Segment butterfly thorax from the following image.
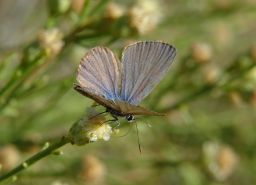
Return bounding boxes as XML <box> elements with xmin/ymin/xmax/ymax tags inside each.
<box><xmin>106</xmin><ymin>107</ymin><xmax>126</xmax><ymax>117</ymax></box>
<box><xmin>106</xmin><ymin>107</ymin><xmax>135</xmax><ymax>122</ymax></box>
<box><xmin>106</xmin><ymin>101</ymin><xmax>135</xmax><ymax>121</ymax></box>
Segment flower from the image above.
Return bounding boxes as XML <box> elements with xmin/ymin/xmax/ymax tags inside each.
<box><xmin>201</xmin><ymin>64</ymin><xmax>220</xmax><ymax>84</ymax></box>
<box><xmin>129</xmin><ymin>0</ymin><xmax>163</xmax><ymax>35</ymax></box>
<box><xmin>69</xmin><ymin>108</ymin><xmax>114</xmax><ymax>145</ymax></box>
<box><xmin>0</xmin><ymin>145</ymin><xmax>20</xmax><ymax>172</ymax></box>
<box><xmin>51</xmin><ymin>180</ymin><xmax>69</xmax><ymax>185</ymax></box>
<box><xmin>71</xmin><ymin>0</ymin><xmax>84</xmax><ymax>13</ymax></box>
<box><xmin>191</xmin><ymin>43</ymin><xmax>212</xmax><ymax>64</ymax></box>
<box><xmin>203</xmin><ymin>141</ymin><xmax>238</xmax><ymax>181</ymax></box>
<box><xmin>38</xmin><ymin>28</ymin><xmax>64</xmax><ymax>56</ymax></box>
<box><xmin>79</xmin><ymin>155</ymin><xmax>106</xmax><ymax>184</ymax></box>
<box><xmin>105</xmin><ymin>2</ymin><xmax>125</xmax><ymax>20</ymax></box>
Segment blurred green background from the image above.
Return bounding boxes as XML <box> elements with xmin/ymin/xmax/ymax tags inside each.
<box><xmin>0</xmin><ymin>0</ymin><xmax>256</xmax><ymax>184</ymax></box>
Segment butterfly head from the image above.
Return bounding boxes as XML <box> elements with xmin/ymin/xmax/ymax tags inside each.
<box><xmin>125</xmin><ymin>114</ymin><xmax>135</xmax><ymax>122</ymax></box>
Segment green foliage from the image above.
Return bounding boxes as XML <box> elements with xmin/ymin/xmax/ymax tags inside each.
<box><xmin>0</xmin><ymin>0</ymin><xmax>256</xmax><ymax>184</ymax></box>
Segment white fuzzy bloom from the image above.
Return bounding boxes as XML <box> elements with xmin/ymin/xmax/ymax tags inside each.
<box><xmin>105</xmin><ymin>2</ymin><xmax>125</xmax><ymax>19</ymax></box>
<box><xmin>69</xmin><ymin>108</ymin><xmax>114</xmax><ymax>145</ymax></box>
<box><xmin>87</xmin><ymin>124</ymin><xmax>112</xmax><ymax>142</ymax></box>
<box><xmin>129</xmin><ymin>0</ymin><xmax>163</xmax><ymax>35</ymax></box>
<box><xmin>203</xmin><ymin>141</ymin><xmax>238</xmax><ymax>181</ymax></box>
<box><xmin>38</xmin><ymin>28</ymin><xmax>64</xmax><ymax>56</ymax></box>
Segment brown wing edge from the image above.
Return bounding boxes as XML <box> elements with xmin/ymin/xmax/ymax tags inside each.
<box><xmin>74</xmin><ymin>84</ymin><xmax>119</xmax><ymax>111</ymax></box>
<box><xmin>128</xmin><ymin>106</ymin><xmax>166</xmax><ymax>116</ymax></box>
<box><xmin>116</xmin><ymin>101</ymin><xmax>165</xmax><ymax>116</ymax></box>
<box><xmin>74</xmin><ymin>84</ymin><xmax>165</xmax><ymax>117</ymax></box>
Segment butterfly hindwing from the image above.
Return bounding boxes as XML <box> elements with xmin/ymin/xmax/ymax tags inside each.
<box><xmin>120</xmin><ymin>41</ymin><xmax>176</xmax><ymax>105</ymax></box>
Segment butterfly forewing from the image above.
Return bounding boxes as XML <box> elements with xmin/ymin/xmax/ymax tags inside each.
<box><xmin>120</xmin><ymin>41</ymin><xmax>176</xmax><ymax>105</ymax></box>
<box><xmin>77</xmin><ymin>47</ymin><xmax>121</xmax><ymax>101</ymax></box>
<box><xmin>74</xmin><ymin>84</ymin><xmax>120</xmax><ymax>111</ymax></box>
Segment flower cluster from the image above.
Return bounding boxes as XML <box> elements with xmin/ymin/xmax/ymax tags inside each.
<box><xmin>69</xmin><ymin>108</ymin><xmax>114</xmax><ymax>145</ymax></box>
<box><xmin>38</xmin><ymin>28</ymin><xmax>64</xmax><ymax>56</ymax></box>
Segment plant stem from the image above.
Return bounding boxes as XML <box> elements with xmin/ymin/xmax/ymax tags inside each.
<box><xmin>160</xmin><ymin>84</ymin><xmax>215</xmax><ymax>112</ymax></box>
<box><xmin>161</xmin><ymin>61</ymin><xmax>255</xmax><ymax>112</ymax></box>
<box><xmin>0</xmin><ymin>136</ymin><xmax>70</xmax><ymax>182</ymax></box>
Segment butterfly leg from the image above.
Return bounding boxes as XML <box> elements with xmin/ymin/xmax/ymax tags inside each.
<box><xmin>88</xmin><ymin>111</ymin><xmax>107</xmax><ymax>120</ymax></box>
<box><xmin>112</xmin><ymin>114</ymin><xmax>121</xmax><ymax>127</ymax></box>
<box><xmin>113</xmin><ymin>120</ymin><xmax>121</xmax><ymax>128</ymax></box>
<box><xmin>103</xmin><ymin>114</ymin><xmax>119</xmax><ymax>124</ymax></box>
<box><xmin>91</xmin><ymin>101</ymin><xmax>100</xmax><ymax>107</ymax></box>
<box><xmin>107</xmin><ymin>115</ymin><xmax>121</xmax><ymax>128</ymax></box>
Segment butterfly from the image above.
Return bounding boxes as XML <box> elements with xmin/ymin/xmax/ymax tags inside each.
<box><xmin>74</xmin><ymin>41</ymin><xmax>176</xmax><ymax>122</ymax></box>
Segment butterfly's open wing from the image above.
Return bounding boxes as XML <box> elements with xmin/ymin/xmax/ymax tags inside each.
<box><xmin>120</xmin><ymin>41</ymin><xmax>176</xmax><ymax>105</ymax></box>
<box><xmin>76</xmin><ymin>47</ymin><xmax>121</xmax><ymax>101</ymax></box>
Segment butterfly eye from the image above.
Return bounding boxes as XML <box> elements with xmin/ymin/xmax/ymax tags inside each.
<box><xmin>126</xmin><ymin>115</ymin><xmax>135</xmax><ymax>122</ymax></box>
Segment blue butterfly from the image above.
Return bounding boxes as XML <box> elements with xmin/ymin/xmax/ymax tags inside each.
<box><xmin>75</xmin><ymin>41</ymin><xmax>176</xmax><ymax>122</ymax></box>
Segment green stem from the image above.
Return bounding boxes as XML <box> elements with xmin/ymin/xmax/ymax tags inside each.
<box><xmin>160</xmin><ymin>84</ymin><xmax>215</xmax><ymax>112</ymax></box>
<box><xmin>0</xmin><ymin>136</ymin><xmax>70</xmax><ymax>182</ymax></box>
<box><xmin>0</xmin><ymin>52</ymin><xmax>45</xmax><ymax>112</ymax></box>
<box><xmin>161</xmin><ymin>61</ymin><xmax>255</xmax><ymax>112</ymax></box>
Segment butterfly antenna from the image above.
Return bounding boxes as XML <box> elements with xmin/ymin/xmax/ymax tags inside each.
<box><xmin>114</xmin><ymin>120</ymin><xmax>121</xmax><ymax>128</ymax></box>
<box><xmin>135</xmin><ymin>122</ymin><xmax>142</xmax><ymax>154</ymax></box>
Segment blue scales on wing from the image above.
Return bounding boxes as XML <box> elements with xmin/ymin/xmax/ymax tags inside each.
<box><xmin>120</xmin><ymin>41</ymin><xmax>176</xmax><ymax>105</ymax></box>
<box><xmin>76</xmin><ymin>47</ymin><xmax>121</xmax><ymax>101</ymax></box>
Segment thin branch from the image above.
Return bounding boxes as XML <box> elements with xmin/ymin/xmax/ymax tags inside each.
<box><xmin>0</xmin><ymin>135</ymin><xmax>71</xmax><ymax>182</ymax></box>
<box><xmin>161</xmin><ymin>60</ymin><xmax>255</xmax><ymax>112</ymax></box>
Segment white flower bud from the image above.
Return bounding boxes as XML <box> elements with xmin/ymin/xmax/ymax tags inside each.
<box><xmin>105</xmin><ymin>2</ymin><xmax>125</xmax><ymax>20</ymax></box>
<box><xmin>38</xmin><ymin>28</ymin><xmax>64</xmax><ymax>56</ymax></box>
<box><xmin>129</xmin><ymin>0</ymin><xmax>163</xmax><ymax>35</ymax></box>
<box><xmin>69</xmin><ymin>108</ymin><xmax>113</xmax><ymax>145</ymax></box>
<box><xmin>191</xmin><ymin>43</ymin><xmax>212</xmax><ymax>64</ymax></box>
<box><xmin>203</xmin><ymin>141</ymin><xmax>238</xmax><ymax>181</ymax></box>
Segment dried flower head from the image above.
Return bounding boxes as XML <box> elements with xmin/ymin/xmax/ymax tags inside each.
<box><xmin>71</xmin><ymin>0</ymin><xmax>85</xmax><ymax>13</ymax></box>
<box><xmin>51</xmin><ymin>180</ymin><xmax>69</xmax><ymax>185</ymax></box>
<box><xmin>38</xmin><ymin>28</ymin><xmax>64</xmax><ymax>56</ymax></box>
<box><xmin>105</xmin><ymin>2</ymin><xmax>125</xmax><ymax>20</ymax></box>
<box><xmin>0</xmin><ymin>145</ymin><xmax>20</xmax><ymax>172</ymax></box>
<box><xmin>212</xmin><ymin>22</ymin><xmax>232</xmax><ymax>48</ymax></box>
<box><xmin>129</xmin><ymin>0</ymin><xmax>163</xmax><ymax>35</ymax></box>
<box><xmin>69</xmin><ymin>108</ymin><xmax>114</xmax><ymax>145</ymax></box>
<box><xmin>201</xmin><ymin>65</ymin><xmax>220</xmax><ymax>84</ymax></box>
<box><xmin>203</xmin><ymin>141</ymin><xmax>238</xmax><ymax>181</ymax></box>
<box><xmin>79</xmin><ymin>155</ymin><xmax>106</xmax><ymax>184</ymax></box>
<box><xmin>191</xmin><ymin>43</ymin><xmax>212</xmax><ymax>64</ymax></box>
